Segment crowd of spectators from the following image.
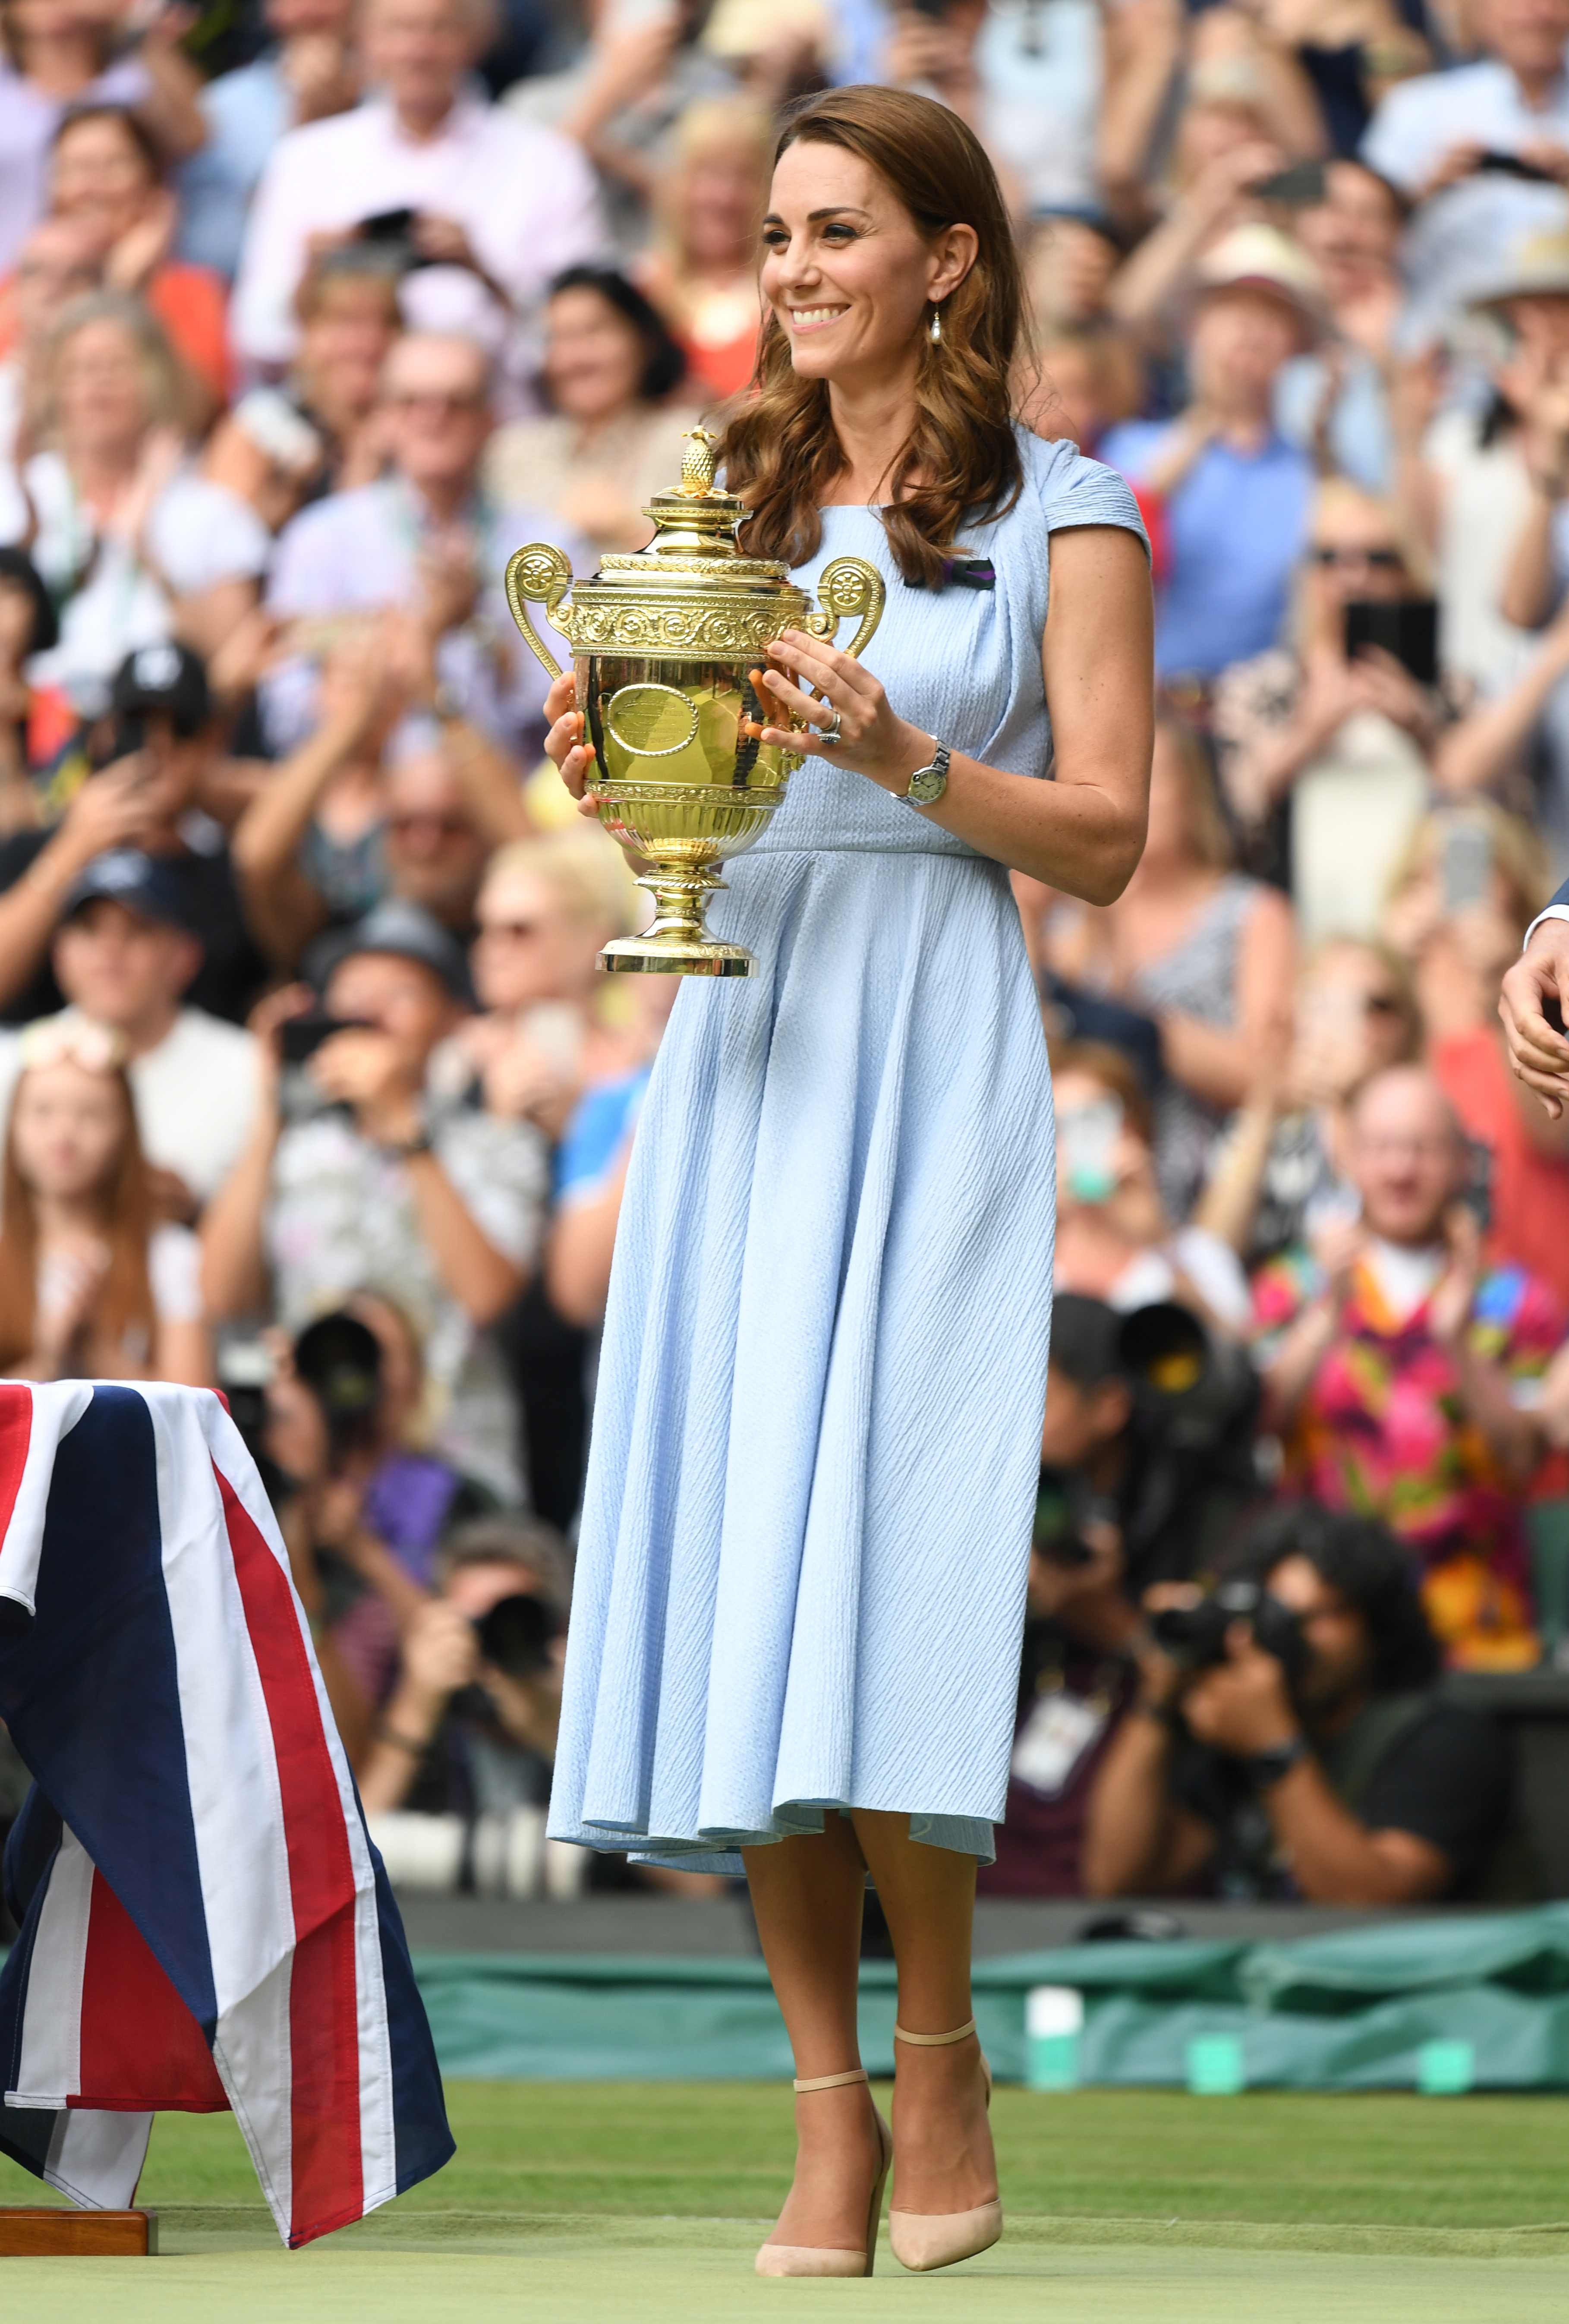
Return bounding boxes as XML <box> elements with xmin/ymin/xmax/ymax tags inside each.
<box><xmin>3</xmin><ymin>0</ymin><xmax>1569</xmax><ymax>1914</ymax></box>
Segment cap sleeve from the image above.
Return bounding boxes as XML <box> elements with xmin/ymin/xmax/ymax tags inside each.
<box><xmin>1023</xmin><ymin>432</ymin><xmax>1150</xmax><ymax>558</ymax></box>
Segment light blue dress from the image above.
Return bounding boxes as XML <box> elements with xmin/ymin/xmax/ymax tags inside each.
<box><xmin>547</xmin><ymin>430</ymin><xmax>1147</xmax><ymax>1872</ymax></box>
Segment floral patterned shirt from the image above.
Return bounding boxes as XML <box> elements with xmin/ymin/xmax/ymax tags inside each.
<box><xmin>1251</xmin><ymin>1246</ymin><xmax>1563</xmax><ymax>1665</ymax></box>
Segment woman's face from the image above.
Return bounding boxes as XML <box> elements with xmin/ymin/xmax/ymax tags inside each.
<box><xmin>54</xmin><ymin>316</ymin><xmax>150</xmax><ymax>452</ymax></box>
<box><xmin>1292</xmin><ymin>943</ymin><xmax>1409</xmax><ymax>1103</ymax></box>
<box><xmin>298</xmin><ymin>284</ymin><xmax>400</xmax><ymax>420</ymax></box>
<box><xmin>50</xmin><ymin>117</ymin><xmax>154</xmax><ymax>244</ymax></box>
<box><xmin>678</xmin><ymin>139</ymin><xmax>768</xmax><ymax>271</ymax></box>
<box><xmin>11</xmin><ymin>1059</ymin><xmax>126</xmax><ymax>1203</ymax></box>
<box><xmin>1307</xmin><ymin>498</ymin><xmax>1407</xmax><ymax>609</ymax></box>
<box><xmin>761</xmin><ymin>142</ymin><xmax>972</xmax><ymax>391</ymax></box>
<box><xmin>473</xmin><ymin>868</ymin><xmax>605</xmax><ymax>1010</ymax></box>
<box><xmin>542</xmin><ymin>287</ymin><xmax>646</xmax><ymax>425</ymax></box>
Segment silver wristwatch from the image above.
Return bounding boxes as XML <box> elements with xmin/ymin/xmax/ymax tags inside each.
<box><xmin>898</xmin><ymin>739</ymin><xmax>951</xmax><ymax>808</ymax></box>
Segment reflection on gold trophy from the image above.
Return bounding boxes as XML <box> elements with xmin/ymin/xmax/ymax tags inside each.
<box><xmin>504</xmin><ymin>429</ymin><xmax>885</xmax><ymax>976</ymax></box>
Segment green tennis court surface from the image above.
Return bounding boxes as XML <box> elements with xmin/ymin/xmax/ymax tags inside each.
<box><xmin>4</xmin><ymin>2084</ymin><xmax>1569</xmax><ymax>2319</ymax></box>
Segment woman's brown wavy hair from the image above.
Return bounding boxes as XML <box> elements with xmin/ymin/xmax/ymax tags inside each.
<box><xmin>718</xmin><ymin>86</ymin><xmax>1026</xmax><ymax>588</ymax></box>
<box><xmin>0</xmin><ymin>1063</ymin><xmax>154</xmax><ymax>1373</ymax></box>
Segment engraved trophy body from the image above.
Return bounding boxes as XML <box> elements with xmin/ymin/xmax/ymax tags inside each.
<box><xmin>504</xmin><ymin>429</ymin><xmax>884</xmax><ymax>976</ymax></box>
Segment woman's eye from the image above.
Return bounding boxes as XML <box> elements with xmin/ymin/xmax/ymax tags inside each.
<box><xmin>761</xmin><ymin>228</ymin><xmax>788</xmax><ymax>249</ymax></box>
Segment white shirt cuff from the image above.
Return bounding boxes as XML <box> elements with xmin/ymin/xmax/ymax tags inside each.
<box><xmin>1524</xmin><ymin>904</ymin><xmax>1569</xmax><ymax>949</ymax></box>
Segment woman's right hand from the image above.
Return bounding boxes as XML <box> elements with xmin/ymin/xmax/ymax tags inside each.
<box><xmin>543</xmin><ymin>671</ymin><xmax>602</xmax><ymax>815</ymax></box>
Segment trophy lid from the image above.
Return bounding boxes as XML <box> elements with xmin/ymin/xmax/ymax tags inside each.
<box><xmin>627</xmin><ymin>427</ymin><xmax>781</xmax><ymax>570</ymax></box>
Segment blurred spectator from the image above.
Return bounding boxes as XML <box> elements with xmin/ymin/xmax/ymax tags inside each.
<box><xmin>523</xmin><ymin>0</ymin><xmax>737</xmax><ymax>250</ymax></box>
<box><xmin>485</xmin><ymin>265</ymin><xmax>695</xmax><ymax>554</ymax></box>
<box><xmin>40</xmin><ymin>105</ymin><xmax>230</xmax><ymax>413</ymax></box>
<box><xmin>983</xmin><ymin>1290</ymin><xmax>1261</xmax><ymax>1897</ymax></box>
<box><xmin>1381</xmin><ymin>799</ymin><xmax>1547</xmax><ymax>1044</ymax></box>
<box><xmin>877</xmin><ymin>0</ymin><xmax>1109</xmax><ymax>224</ymax></box>
<box><xmin>1102</xmin><ymin>226</ymin><xmax>1320</xmax><ymax>683</ymax></box>
<box><xmin>1044</xmin><ymin>709</ymin><xmax>1295</xmax><ymax>1221</ymax></box>
<box><xmin>1196</xmin><ymin>936</ymin><xmax>1421</xmax><ymax>1264</ymax></box>
<box><xmin>636</xmin><ymin>96</ymin><xmax>770</xmax><ymax>404</ymax></box>
<box><xmin>1252</xmin><ymin>1065</ymin><xmax>1560</xmax><ymax>1667</ymax></box>
<box><xmin>236</xmin><ymin>621</ymin><xmax>529</xmax><ymax>965</ymax></box>
<box><xmin>0</xmin><ymin>542</ymin><xmax>59</xmax><ymax>820</ymax></box>
<box><xmin>357</xmin><ymin>1513</ymin><xmax>570</xmax><ymax>1819</ymax></box>
<box><xmin>1212</xmin><ymin>478</ymin><xmax>1438</xmax><ymax>930</ymax></box>
<box><xmin>202</xmin><ymin>898</ymin><xmax>548</xmax><ymax>1504</ymax></box>
<box><xmin>1275</xmin><ymin>159</ymin><xmax>1405</xmax><ymax>491</ymax></box>
<box><xmin>277</xmin><ymin>248</ymin><xmax>405</xmax><ymax>496</ymax></box>
<box><xmin>231</xmin><ymin>0</ymin><xmax>604</xmax><ymax>375</ymax></box>
<box><xmin>0</xmin><ymin>214</ymin><xmax>99</xmax><ymax>463</ymax></box>
<box><xmin>0</xmin><ymin>294</ymin><xmax>269</xmax><ymax>706</ymax></box>
<box><xmin>1361</xmin><ymin>0</ymin><xmax>1569</xmax><ymax>199</ymax></box>
<box><xmin>262</xmin><ymin>329</ymin><xmax>585</xmax><ymax>756</ymax></box>
<box><xmin>0</xmin><ymin>643</ymin><xmax>268</xmax><ymax>1026</ymax></box>
<box><xmin>0</xmin><ymin>1011</ymin><xmax>208</xmax><ymax>1382</ymax></box>
<box><xmin>1051</xmin><ymin>1038</ymin><xmax>1252</xmax><ymax>1331</ymax></box>
<box><xmin>0</xmin><ymin>846</ymin><xmax>261</xmax><ymax>1216</ymax></box>
<box><xmin>175</xmin><ymin>0</ymin><xmax>359</xmax><ymax>282</ymax></box>
<box><xmin>1083</xmin><ymin>1502</ymin><xmax>1511</xmax><ymax>1901</ymax></box>
<box><xmin>0</xmin><ymin>0</ymin><xmax>205</xmax><ymax>272</ymax></box>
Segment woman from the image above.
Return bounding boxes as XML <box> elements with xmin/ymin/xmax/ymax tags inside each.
<box><xmin>1045</xmin><ymin>708</ymin><xmax>1295</xmax><ymax>1222</ymax></box>
<box><xmin>39</xmin><ymin>104</ymin><xmax>229</xmax><ymax>412</ymax></box>
<box><xmin>0</xmin><ymin>291</ymin><xmax>268</xmax><ymax>706</ymax></box>
<box><xmin>1194</xmin><ymin>934</ymin><xmax>1420</xmax><ymax>1264</ymax></box>
<box><xmin>286</xmin><ymin>247</ymin><xmax>404</xmax><ymax>498</ymax></box>
<box><xmin>0</xmin><ymin>0</ymin><xmax>204</xmax><ymax>274</ymax></box>
<box><xmin>1212</xmin><ymin>477</ymin><xmax>1438</xmax><ymax>933</ymax></box>
<box><xmin>1382</xmin><ymin>802</ymin><xmax>1569</xmax><ymax>1305</ymax></box>
<box><xmin>0</xmin><ymin>1013</ymin><xmax>208</xmax><ymax>1382</ymax></box>
<box><xmin>542</xmin><ymin>87</ymin><xmax>1151</xmax><ymax>2278</ymax></box>
<box><xmin>637</xmin><ymin>98</ymin><xmax>772</xmax><ymax>405</ymax></box>
<box><xmin>486</xmin><ymin>267</ymin><xmax>696</xmax><ymax>557</ymax></box>
<box><xmin>1052</xmin><ymin>1039</ymin><xmax>1251</xmax><ymax>1331</ymax></box>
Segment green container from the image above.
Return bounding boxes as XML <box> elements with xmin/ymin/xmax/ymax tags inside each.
<box><xmin>1186</xmin><ymin>2034</ymin><xmax>1247</xmax><ymax>2095</ymax></box>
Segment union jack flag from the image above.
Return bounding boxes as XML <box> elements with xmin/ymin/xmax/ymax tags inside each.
<box><xmin>0</xmin><ymin>1381</ymin><xmax>454</xmax><ymax>2247</ymax></box>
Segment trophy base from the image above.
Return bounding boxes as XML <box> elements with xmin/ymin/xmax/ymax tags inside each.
<box><xmin>599</xmin><ymin>865</ymin><xmax>756</xmax><ymax>977</ymax></box>
<box><xmin>598</xmin><ymin>933</ymin><xmax>754</xmax><ymax>977</ymax></box>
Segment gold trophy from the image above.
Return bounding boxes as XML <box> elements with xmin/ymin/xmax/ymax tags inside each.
<box><xmin>504</xmin><ymin>430</ymin><xmax>884</xmax><ymax>975</ymax></box>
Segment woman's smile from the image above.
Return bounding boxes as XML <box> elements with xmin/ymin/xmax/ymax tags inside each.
<box><xmin>788</xmin><ymin>303</ymin><xmax>850</xmax><ymax>334</ymax></box>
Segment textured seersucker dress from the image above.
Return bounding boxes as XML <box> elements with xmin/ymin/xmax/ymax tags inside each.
<box><xmin>548</xmin><ymin>430</ymin><xmax>1147</xmax><ymax>1870</ymax></box>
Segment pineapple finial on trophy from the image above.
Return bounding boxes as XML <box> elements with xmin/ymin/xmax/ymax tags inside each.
<box><xmin>677</xmin><ymin>428</ymin><xmax>718</xmax><ymax>497</ymax></box>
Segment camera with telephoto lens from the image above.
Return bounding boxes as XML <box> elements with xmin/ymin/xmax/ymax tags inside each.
<box><xmin>1150</xmin><ymin>1576</ymin><xmax>1308</xmax><ymax>1682</ymax></box>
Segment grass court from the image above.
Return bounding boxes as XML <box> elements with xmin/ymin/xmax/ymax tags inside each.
<box><xmin>4</xmin><ymin>2081</ymin><xmax>1569</xmax><ymax>2319</ymax></box>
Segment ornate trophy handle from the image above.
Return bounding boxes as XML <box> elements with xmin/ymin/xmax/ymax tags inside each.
<box><xmin>504</xmin><ymin>542</ymin><xmax>575</xmax><ymax>681</ymax></box>
<box><xmin>807</xmin><ymin>556</ymin><xmax>885</xmax><ymax>661</ymax></box>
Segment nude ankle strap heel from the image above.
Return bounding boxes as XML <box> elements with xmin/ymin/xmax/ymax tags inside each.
<box><xmin>754</xmin><ymin>2069</ymin><xmax>893</xmax><ymax>2279</ymax></box>
<box><xmin>887</xmin><ymin>2018</ymin><xmax>1002</xmax><ymax>2274</ymax></box>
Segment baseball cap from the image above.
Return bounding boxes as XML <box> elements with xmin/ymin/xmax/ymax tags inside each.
<box><xmin>63</xmin><ymin>848</ymin><xmax>196</xmax><ymax>934</ymax></box>
<box><xmin>110</xmin><ymin>642</ymin><xmax>211</xmax><ymax>734</ymax></box>
<box><xmin>306</xmin><ymin>897</ymin><xmax>474</xmax><ymax>1004</ymax></box>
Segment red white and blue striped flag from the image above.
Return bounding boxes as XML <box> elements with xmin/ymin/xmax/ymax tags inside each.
<box><xmin>0</xmin><ymin>1380</ymin><xmax>454</xmax><ymax>2246</ymax></box>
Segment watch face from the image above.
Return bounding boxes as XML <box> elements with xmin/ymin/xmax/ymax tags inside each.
<box><xmin>909</xmin><ymin>763</ymin><xmax>946</xmax><ymax>803</ymax></box>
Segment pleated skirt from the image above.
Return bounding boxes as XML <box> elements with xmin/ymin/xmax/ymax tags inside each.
<box><xmin>546</xmin><ymin>842</ymin><xmax>1056</xmax><ymax>1871</ymax></box>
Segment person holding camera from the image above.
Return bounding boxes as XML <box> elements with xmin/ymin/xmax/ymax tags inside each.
<box><xmin>982</xmin><ymin>1291</ymin><xmax>1260</xmax><ymax>1898</ymax></box>
<box><xmin>1082</xmin><ymin>1503</ymin><xmax>1510</xmax><ymax>1904</ymax></box>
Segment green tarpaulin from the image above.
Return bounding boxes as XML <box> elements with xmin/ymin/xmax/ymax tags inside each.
<box><xmin>412</xmin><ymin>1904</ymin><xmax>1569</xmax><ymax>2089</ymax></box>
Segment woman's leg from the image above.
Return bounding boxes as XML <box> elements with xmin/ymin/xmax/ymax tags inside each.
<box><xmin>849</xmin><ymin>1810</ymin><xmax>996</xmax><ymax>2216</ymax></box>
<box><xmin>742</xmin><ymin>1816</ymin><xmax>885</xmax><ymax>2249</ymax></box>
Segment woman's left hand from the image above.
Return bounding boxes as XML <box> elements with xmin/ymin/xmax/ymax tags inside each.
<box><xmin>758</xmin><ymin>631</ymin><xmax>930</xmax><ymax>796</ymax></box>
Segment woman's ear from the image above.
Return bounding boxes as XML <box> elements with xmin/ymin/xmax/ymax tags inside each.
<box><xmin>929</xmin><ymin>222</ymin><xmax>980</xmax><ymax>308</ymax></box>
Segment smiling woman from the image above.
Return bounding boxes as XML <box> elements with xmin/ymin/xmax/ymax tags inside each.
<box><xmin>539</xmin><ymin>82</ymin><xmax>1153</xmax><ymax>2289</ymax></box>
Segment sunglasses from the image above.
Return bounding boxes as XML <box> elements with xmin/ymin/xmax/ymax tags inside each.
<box><xmin>388</xmin><ymin>812</ymin><xmax>472</xmax><ymax>838</ymax></box>
<box><xmin>1310</xmin><ymin>546</ymin><xmax>1402</xmax><ymax>568</ymax></box>
<box><xmin>385</xmin><ymin>390</ymin><xmax>485</xmax><ymax>414</ymax></box>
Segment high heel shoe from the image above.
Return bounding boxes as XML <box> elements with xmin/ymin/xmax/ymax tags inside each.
<box><xmin>755</xmin><ymin>2067</ymin><xmax>893</xmax><ymax>2278</ymax></box>
<box><xmin>887</xmin><ymin>2017</ymin><xmax>1002</xmax><ymax>2274</ymax></box>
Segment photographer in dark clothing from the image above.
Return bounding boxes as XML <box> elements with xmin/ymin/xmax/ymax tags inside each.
<box><xmin>983</xmin><ymin>1292</ymin><xmax>1261</xmax><ymax>1897</ymax></box>
<box><xmin>1083</xmin><ymin>1503</ymin><xmax>1510</xmax><ymax>1905</ymax></box>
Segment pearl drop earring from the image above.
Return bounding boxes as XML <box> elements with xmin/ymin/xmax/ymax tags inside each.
<box><xmin>929</xmin><ymin>304</ymin><xmax>943</xmax><ymax>346</ymax></box>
